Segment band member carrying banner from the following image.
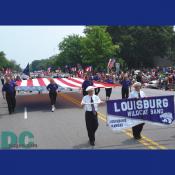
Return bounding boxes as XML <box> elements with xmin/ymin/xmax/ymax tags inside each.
<box><xmin>129</xmin><ymin>82</ymin><xmax>146</xmax><ymax>140</ymax></box>
<box><xmin>81</xmin><ymin>86</ymin><xmax>103</xmax><ymax>146</ymax></box>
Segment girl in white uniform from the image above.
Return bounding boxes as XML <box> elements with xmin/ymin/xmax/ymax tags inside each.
<box><xmin>81</xmin><ymin>86</ymin><xmax>103</xmax><ymax>146</ymax></box>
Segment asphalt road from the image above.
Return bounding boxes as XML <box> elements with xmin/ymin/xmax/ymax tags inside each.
<box><xmin>0</xmin><ymin>84</ymin><xmax>175</xmax><ymax>149</ymax></box>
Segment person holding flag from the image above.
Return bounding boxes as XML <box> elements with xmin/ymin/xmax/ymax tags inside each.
<box><xmin>10</xmin><ymin>75</ymin><xmax>17</xmax><ymax>108</ymax></box>
<box><xmin>47</xmin><ymin>78</ymin><xmax>58</xmax><ymax>112</ymax></box>
<box><xmin>5</xmin><ymin>68</ymin><xmax>12</xmax><ymax>75</ymax></box>
<box><xmin>105</xmin><ymin>74</ymin><xmax>114</xmax><ymax>100</ymax></box>
<box><xmin>82</xmin><ymin>75</ymin><xmax>94</xmax><ymax>96</ymax></box>
<box><xmin>2</xmin><ymin>77</ymin><xmax>16</xmax><ymax>114</ymax></box>
<box><xmin>1</xmin><ymin>74</ymin><xmax>5</xmax><ymax>85</ymax></box>
<box><xmin>85</xmin><ymin>66</ymin><xmax>92</xmax><ymax>72</ymax></box>
<box><xmin>81</xmin><ymin>86</ymin><xmax>103</xmax><ymax>146</ymax></box>
<box><xmin>108</xmin><ymin>58</ymin><xmax>116</xmax><ymax>70</ymax></box>
<box><xmin>77</xmin><ymin>70</ymin><xmax>84</xmax><ymax>78</ymax></box>
<box><xmin>47</xmin><ymin>67</ymin><xmax>51</xmax><ymax>73</ymax></box>
<box><xmin>93</xmin><ymin>73</ymin><xmax>101</xmax><ymax>95</ymax></box>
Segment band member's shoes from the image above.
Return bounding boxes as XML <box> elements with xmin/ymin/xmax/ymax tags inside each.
<box><xmin>51</xmin><ymin>105</ymin><xmax>55</xmax><ymax>112</ymax></box>
<box><xmin>134</xmin><ymin>135</ymin><xmax>142</xmax><ymax>140</ymax></box>
<box><xmin>89</xmin><ymin>141</ymin><xmax>95</xmax><ymax>146</ymax></box>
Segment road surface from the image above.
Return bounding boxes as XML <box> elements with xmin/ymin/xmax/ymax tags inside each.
<box><xmin>0</xmin><ymin>84</ymin><xmax>175</xmax><ymax>149</ymax></box>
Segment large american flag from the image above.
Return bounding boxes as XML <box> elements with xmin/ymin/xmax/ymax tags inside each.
<box><xmin>16</xmin><ymin>77</ymin><xmax>119</xmax><ymax>92</ymax></box>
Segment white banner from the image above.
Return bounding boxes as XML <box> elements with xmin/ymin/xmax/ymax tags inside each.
<box><xmin>107</xmin><ymin>115</ymin><xmax>143</xmax><ymax>131</ymax></box>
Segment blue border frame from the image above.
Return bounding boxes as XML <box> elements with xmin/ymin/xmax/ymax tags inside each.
<box><xmin>0</xmin><ymin>0</ymin><xmax>175</xmax><ymax>25</ymax></box>
<box><xmin>1</xmin><ymin>0</ymin><xmax>175</xmax><ymax>174</ymax></box>
<box><xmin>1</xmin><ymin>150</ymin><xmax>175</xmax><ymax>174</ymax></box>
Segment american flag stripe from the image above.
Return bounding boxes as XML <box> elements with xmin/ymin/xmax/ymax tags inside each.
<box><xmin>27</xmin><ymin>79</ymin><xmax>33</xmax><ymax>86</ymax></box>
<box><xmin>62</xmin><ymin>78</ymin><xmax>81</xmax><ymax>87</ymax></box>
<box><xmin>37</xmin><ymin>78</ymin><xmax>46</xmax><ymax>86</ymax></box>
<box><xmin>68</xmin><ymin>77</ymin><xmax>83</xmax><ymax>84</ymax></box>
<box><xmin>57</xmin><ymin>78</ymin><xmax>79</xmax><ymax>88</ymax></box>
<box><xmin>32</xmin><ymin>78</ymin><xmax>40</xmax><ymax>86</ymax></box>
<box><xmin>20</xmin><ymin>80</ymin><xmax>27</xmax><ymax>86</ymax></box>
<box><xmin>42</xmin><ymin>78</ymin><xmax>50</xmax><ymax>86</ymax></box>
<box><xmin>54</xmin><ymin>78</ymin><xmax>78</xmax><ymax>89</ymax></box>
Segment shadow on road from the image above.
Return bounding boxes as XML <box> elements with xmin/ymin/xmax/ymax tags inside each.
<box><xmin>93</xmin><ymin>138</ymin><xmax>146</xmax><ymax>149</ymax></box>
<box><xmin>0</xmin><ymin>93</ymin><xmax>81</xmax><ymax>116</ymax></box>
<box><xmin>72</xmin><ymin>141</ymin><xmax>93</xmax><ymax>149</ymax></box>
<box><xmin>72</xmin><ymin>138</ymin><xmax>145</xmax><ymax>149</ymax></box>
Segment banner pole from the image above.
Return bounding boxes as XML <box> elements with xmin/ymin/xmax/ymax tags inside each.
<box><xmin>106</xmin><ymin>101</ymin><xmax>108</xmax><ymax>127</ymax></box>
<box><xmin>107</xmin><ymin>67</ymin><xmax>110</xmax><ymax>74</ymax></box>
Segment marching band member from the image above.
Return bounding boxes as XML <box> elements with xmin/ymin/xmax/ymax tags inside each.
<box><xmin>1</xmin><ymin>75</ymin><xmax>5</xmax><ymax>85</ymax></box>
<box><xmin>10</xmin><ymin>75</ymin><xmax>17</xmax><ymax>108</ymax></box>
<box><xmin>81</xmin><ymin>86</ymin><xmax>103</xmax><ymax>146</ymax></box>
<box><xmin>82</xmin><ymin>75</ymin><xmax>94</xmax><ymax>96</ymax></box>
<box><xmin>93</xmin><ymin>73</ymin><xmax>101</xmax><ymax>95</ymax></box>
<box><xmin>120</xmin><ymin>74</ymin><xmax>131</xmax><ymax>99</ymax></box>
<box><xmin>2</xmin><ymin>77</ymin><xmax>16</xmax><ymax>114</ymax></box>
<box><xmin>47</xmin><ymin>78</ymin><xmax>58</xmax><ymax>112</ymax></box>
<box><xmin>105</xmin><ymin>74</ymin><xmax>113</xmax><ymax>101</ymax></box>
<box><xmin>129</xmin><ymin>82</ymin><xmax>146</xmax><ymax>140</ymax></box>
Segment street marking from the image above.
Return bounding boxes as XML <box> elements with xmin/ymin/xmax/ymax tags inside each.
<box><xmin>125</xmin><ymin>129</ymin><xmax>167</xmax><ymax>149</ymax></box>
<box><xmin>60</xmin><ymin>93</ymin><xmax>167</xmax><ymax>150</ymax></box>
<box><xmin>98</xmin><ymin>114</ymin><xmax>107</xmax><ymax>122</ymax></box>
<box><xmin>24</xmin><ymin>107</ymin><xmax>27</xmax><ymax>119</ymax></box>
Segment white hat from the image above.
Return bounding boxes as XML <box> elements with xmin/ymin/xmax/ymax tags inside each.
<box><xmin>133</xmin><ymin>82</ymin><xmax>142</xmax><ymax>87</ymax></box>
<box><xmin>86</xmin><ymin>86</ymin><xmax>95</xmax><ymax>92</ymax></box>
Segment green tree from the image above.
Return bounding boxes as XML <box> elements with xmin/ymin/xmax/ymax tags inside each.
<box><xmin>0</xmin><ymin>51</ymin><xmax>21</xmax><ymax>71</ymax></box>
<box><xmin>55</xmin><ymin>35</ymin><xmax>84</xmax><ymax>67</ymax></box>
<box><xmin>30</xmin><ymin>56</ymin><xmax>57</xmax><ymax>71</ymax></box>
<box><xmin>107</xmin><ymin>26</ymin><xmax>175</xmax><ymax>68</ymax></box>
<box><xmin>0</xmin><ymin>51</ymin><xmax>8</xmax><ymax>69</ymax></box>
<box><xmin>81</xmin><ymin>26</ymin><xmax>119</xmax><ymax>71</ymax></box>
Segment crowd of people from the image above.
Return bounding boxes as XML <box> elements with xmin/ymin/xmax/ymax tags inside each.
<box><xmin>81</xmin><ymin>66</ymin><xmax>175</xmax><ymax>91</ymax></box>
<box><xmin>1</xmin><ymin>66</ymin><xmax>175</xmax><ymax>115</ymax></box>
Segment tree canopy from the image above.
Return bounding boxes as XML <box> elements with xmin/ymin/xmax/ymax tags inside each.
<box><xmin>81</xmin><ymin>26</ymin><xmax>119</xmax><ymax>70</ymax></box>
<box><xmin>0</xmin><ymin>51</ymin><xmax>21</xmax><ymax>72</ymax></box>
<box><xmin>107</xmin><ymin>26</ymin><xmax>175</xmax><ymax>68</ymax></box>
<box><xmin>30</xmin><ymin>26</ymin><xmax>175</xmax><ymax>71</ymax></box>
<box><xmin>30</xmin><ymin>56</ymin><xmax>56</xmax><ymax>71</ymax></box>
<box><xmin>55</xmin><ymin>35</ymin><xmax>84</xmax><ymax>66</ymax></box>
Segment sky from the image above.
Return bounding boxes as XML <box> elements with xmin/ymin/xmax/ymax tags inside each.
<box><xmin>0</xmin><ymin>26</ymin><xmax>85</xmax><ymax>68</ymax></box>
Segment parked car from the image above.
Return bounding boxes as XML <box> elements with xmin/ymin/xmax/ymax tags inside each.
<box><xmin>144</xmin><ymin>80</ymin><xmax>159</xmax><ymax>89</ymax></box>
